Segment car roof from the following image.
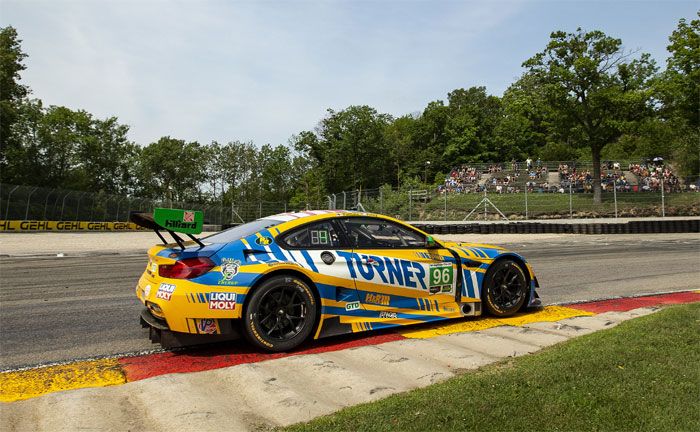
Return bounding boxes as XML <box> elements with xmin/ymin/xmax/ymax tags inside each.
<box><xmin>262</xmin><ymin>210</ymin><xmax>424</xmax><ymax>236</ymax></box>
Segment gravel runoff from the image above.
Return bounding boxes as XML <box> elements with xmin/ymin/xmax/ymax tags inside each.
<box><xmin>0</xmin><ymin>231</ymin><xmax>698</xmax><ymax>257</ymax></box>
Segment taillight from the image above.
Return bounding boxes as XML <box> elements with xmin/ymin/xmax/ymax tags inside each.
<box><xmin>159</xmin><ymin>257</ymin><xmax>215</xmax><ymax>279</ymax></box>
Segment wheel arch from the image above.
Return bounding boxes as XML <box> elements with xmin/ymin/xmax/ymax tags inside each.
<box><xmin>482</xmin><ymin>253</ymin><xmax>533</xmax><ymax>310</ymax></box>
<box><xmin>242</xmin><ymin>268</ymin><xmax>323</xmax><ymax>330</ymax></box>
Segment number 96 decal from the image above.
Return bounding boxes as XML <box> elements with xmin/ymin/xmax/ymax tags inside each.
<box><xmin>429</xmin><ymin>264</ymin><xmax>454</xmax><ymax>294</ymax></box>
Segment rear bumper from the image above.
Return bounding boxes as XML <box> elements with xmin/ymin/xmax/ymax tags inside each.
<box><xmin>139</xmin><ymin>307</ymin><xmax>240</xmax><ymax>348</ymax></box>
<box><xmin>140</xmin><ymin>308</ymin><xmax>169</xmax><ymax>330</ymax></box>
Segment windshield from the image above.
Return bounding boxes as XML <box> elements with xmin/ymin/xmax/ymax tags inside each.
<box><xmin>203</xmin><ymin>219</ymin><xmax>283</xmax><ymax>244</ymax></box>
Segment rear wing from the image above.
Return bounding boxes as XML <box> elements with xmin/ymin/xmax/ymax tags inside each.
<box><xmin>130</xmin><ymin>208</ymin><xmax>205</xmax><ymax>250</ymax></box>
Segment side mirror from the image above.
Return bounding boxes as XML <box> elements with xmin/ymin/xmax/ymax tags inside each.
<box><xmin>426</xmin><ymin>236</ymin><xmax>439</xmax><ymax>249</ymax></box>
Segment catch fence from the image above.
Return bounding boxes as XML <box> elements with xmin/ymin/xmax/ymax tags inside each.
<box><xmin>0</xmin><ymin>184</ymin><xmax>294</xmax><ymax>225</ymax></box>
<box><xmin>327</xmin><ymin>179</ymin><xmax>700</xmax><ymax>221</ymax></box>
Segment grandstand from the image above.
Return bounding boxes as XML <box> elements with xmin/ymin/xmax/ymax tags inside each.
<box><xmin>440</xmin><ymin>160</ymin><xmax>687</xmax><ymax>194</ymax></box>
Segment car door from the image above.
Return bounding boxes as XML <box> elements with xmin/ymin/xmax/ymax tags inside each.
<box><xmin>338</xmin><ymin>217</ymin><xmax>458</xmax><ymax>315</ymax></box>
<box><xmin>276</xmin><ymin>218</ymin><xmax>362</xmax><ymax>309</ymax></box>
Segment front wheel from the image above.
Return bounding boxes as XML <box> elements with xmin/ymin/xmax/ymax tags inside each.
<box><xmin>482</xmin><ymin>259</ymin><xmax>528</xmax><ymax>317</ymax></box>
<box><xmin>242</xmin><ymin>275</ymin><xmax>317</xmax><ymax>352</ymax></box>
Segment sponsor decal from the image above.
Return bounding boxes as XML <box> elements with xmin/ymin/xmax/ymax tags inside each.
<box><xmin>196</xmin><ymin>318</ymin><xmax>218</xmax><ymax>334</ymax></box>
<box><xmin>255</xmin><ymin>236</ymin><xmax>272</xmax><ymax>246</ymax></box>
<box><xmin>208</xmin><ymin>292</ymin><xmax>236</xmax><ymax>310</ymax></box>
<box><xmin>416</xmin><ymin>251</ymin><xmax>444</xmax><ymax>261</ymax></box>
<box><xmin>153</xmin><ymin>208</ymin><xmax>203</xmax><ymax>234</ymax></box>
<box><xmin>442</xmin><ymin>306</ymin><xmax>456</xmax><ymax>312</ymax></box>
<box><xmin>0</xmin><ymin>220</ymin><xmax>146</xmax><ymax>232</ymax></box>
<box><xmin>379</xmin><ymin>311</ymin><xmax>398</xmax><ymax>319</ymax></box>
<box><xmin>156</xmin><ymin>283</ymin><xmax>176</xmax><ymax>301</ymax></box>
<box><xmin>150</xmin><ymin>261</ymin><xmax>157</xmax><ymax>274</ymax></box>
<box><xmin>429</xmin><ymin>263</ymin><xmax>453</xmax><ymax>295</ymax></box>
<box><xmin>266</xmin><ymin>261</ymin><xmax>302</xmax><ymax>268</ymax></box>
<box><xmin>336</xmin><ymin>251</ymin><xmax>428</xmax><ymax>291</ymax></box>
<box><xmin>364</xmin><ymin>292</ymin><xmax>390</xmax><ymax>306</ymax></box>
<box><xmin>220</xmin><ymin>258</ymin><xmax>240</xmax><ymax>280</ymax></box>
<box><xmin>345</xmin><ymin>301</ymin><xmax>361</xmax><ymax>311</ymax></box>
<box><xmin>143</xmin><ymin>284</ymin><xmax>152</xmax><ymax>298</ymax></box>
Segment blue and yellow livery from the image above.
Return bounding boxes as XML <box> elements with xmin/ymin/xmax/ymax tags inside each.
<box><xmin>135</xmin><ymin>210</ymin><xmax>541</xmax><ymax>351</ymax></box>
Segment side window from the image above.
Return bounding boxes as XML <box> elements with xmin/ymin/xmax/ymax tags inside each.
<box><xmin>280</xmin><ymin>221</ymin><xmax>341</xmax><ymax>249</ymax></box>
<box><xmin>343</xmin><ymin>218</ymin><xmax>426</xmax><ymax>249</ymax></box>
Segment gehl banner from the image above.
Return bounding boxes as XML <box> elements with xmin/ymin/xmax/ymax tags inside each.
<box><xmin>0</xmin><ymin>221</ymin><xmax>147</xmax><ymax>232</ymax></box>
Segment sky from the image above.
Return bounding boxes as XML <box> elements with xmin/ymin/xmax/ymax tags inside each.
<box><xmin>2</xmin><ymin>0</ymin><xmax>697</xmax><ymax>148</ymax></box>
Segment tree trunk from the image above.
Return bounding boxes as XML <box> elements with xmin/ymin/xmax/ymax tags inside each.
<box><xmin>592</xmin><ymin>146</ymin><xmax>602</xmax><ymax>204</ymax></box>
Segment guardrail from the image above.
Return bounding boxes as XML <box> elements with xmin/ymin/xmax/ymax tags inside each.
<box><xmin>413</xmin><ymin>219</ymin><xmax>700</xmax><ymax>235</ymax></box>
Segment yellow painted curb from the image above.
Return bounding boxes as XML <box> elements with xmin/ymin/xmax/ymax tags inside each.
<box><xmin>0</xmin><ymin>358</ymin><xmax>126</xmax><ymax>403</ymax></box>
<box><xmin>399</xmin><ymin>306</ymin><xmax>594</xmax><ymax>339</ymax></box>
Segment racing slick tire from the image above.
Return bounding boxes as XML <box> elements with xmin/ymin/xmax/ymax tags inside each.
<box><xmin>242</xmin><ymin>275</ymin><xmax>318</xmax><ymax>352</ymax></box>
<box><xmin>482</xmin><ymin>259</ymin><xmax>528</xmax><ymax>317</ymax></box>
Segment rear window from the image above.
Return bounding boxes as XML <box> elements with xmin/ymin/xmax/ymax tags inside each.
<box><xmin>204</xmin><ymin>219</ymin><xmax>283</xmax><ymax>244</ymax></box>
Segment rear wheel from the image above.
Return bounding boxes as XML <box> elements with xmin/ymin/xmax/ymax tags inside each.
<box><xmin>243</xmin><ymin>275</ymin><xmax>317</xmax><ymax>352</ymax></box>
<box><xmin>482</xmin><ymin>259</ymin><xmax>528</xmax><ymax>317</ymax></box>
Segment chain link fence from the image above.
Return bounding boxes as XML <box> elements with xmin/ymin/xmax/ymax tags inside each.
<box><xmin>327</xmin><ymin>177</ymin><xmax>700</xmax><ymax>221</ymax></box>
<box><xmin>2</xmin><ymin>160</ymin><xmax>699</xmax><ymax>226</ymax></box>
<box><xmin>0</xmin><ymin>184</ymin><xmax>292</xmax><ymax>225</ymax></box>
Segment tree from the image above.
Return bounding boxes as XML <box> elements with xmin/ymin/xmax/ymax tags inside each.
<box><xmin>0</xmin><ymin>26</ymin><xmax>29</xmax><ymax>180</ymax></box>
<box><xmin>137</xmin><ymin>137</ymin><xmax>206</xmax><ymax>203</ymax></box>
<box><xmin>523</xmin><ymin>28</ymin><xmax>656</xmax><ymax>202</ymax></box>
<box><xmin>495</xmin><ymin>74</ymin><xmax>558</xmax><ymax>160</ymax></box>
<box><xmin>444</xmin><ymin>87</ymin><xmax>502</xmax><ymax>164</ymax></box>
<box><xmin>302</xmin><ymin>106</ymin><xmax>392</xmax><ymax>193</ymax></box>
<box><xmin>384</xmin><ymin>115</ymin><xmax>418</xmax><ymax>186</ymax></box>
<box><xmin>655</xmin><ymin>13</ymin><xmax>699</xmax><ymax>176</ymax></box>
<box><xmin>289</xmin><ymin>131</ymin><xmax>327</xmax><ymax>209</ymax></box>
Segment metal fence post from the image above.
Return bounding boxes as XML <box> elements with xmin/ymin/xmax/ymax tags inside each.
<box><xmin>613</xmin><ymin>182</ymin><xmax>618</xmax><ymax>218</ymax></box>
<box><xmin>661</xmin><ymin>176</ymin><xmax>665</xmax><ymax>217</ymax></box>
<box><xmin>524</xmin><ymin>185</ymin><xmax>528</xmax><ymax>220</ymax></box>
<box><xmin>569</xmin><ymin>182</ymin><xmax>573</xmax><ymax>219</ymax></box>
<box><xmin>444</xmin><ymin>190</ymin><xmax>447</xmax><ymax>221</ymax></box>
<box><xmin>258</xmin><ymin>200</ymin><xmax>262</xmax><ymax>219</ymax></box>
<box><xmin>75</xmin><ymin>192</ymin><xmax>86</xmax><ymax>221</ymax></box>
<box><xmin>43</xmin><ymin>190</ymin><xmax>54</xmax><ymax>220</ymax></box>
<box><xmin>115</xmin><ymin>197</ymin><xmax>125</xmax><ymax>221</ymax></box>
<box><xmin>408</xmin><ymin>190</ymin><xmax>412</xmax><ymax>221</ymax></box>
<box><xmin>342</xmin><ymin>191</ymin><xmax>347</xmax><ymax>210</ymax></box>
<box><xmin>5</xmin><ymin>185</ymin><xmax>19</xmax><ymax>219</ymax></box>
<box><xmin>24</xmin><ymin>187</ymin><xmax>38</xmax><ymax>220</ymax></box>
<box><xmin>59</xmin><ymin>191</ymin><xmax>72</xmax><ymax>221</ymax></box>
<box><xmin>379</xmin><ymin>188</ymin><xmax>383</xmax><ymax>214</ymax></box>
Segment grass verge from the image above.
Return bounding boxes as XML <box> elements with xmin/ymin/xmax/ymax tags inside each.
<box><xmin>286</xmin><ymin>303</ymin><xmax>700</xmax><ymax>432</ymax></box>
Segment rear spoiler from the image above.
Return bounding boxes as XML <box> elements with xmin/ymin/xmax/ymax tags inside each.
<box><xmin>130</xmin><ymin>208</ymin><xmax>205</xmax><ymax>250</ymax></box>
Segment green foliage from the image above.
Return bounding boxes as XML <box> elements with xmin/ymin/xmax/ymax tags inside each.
<box><xmin>137</xmin><ymin>137</ymin><xmax>206</xmax><ymax>202</ymax></box>
<box><xmin>303</xmin><ymin>105</ymin><xmax>393</xmax><ymax>192</ymax></box>
<box><xmin>521</xmin><ymin>28</ymin><xmax>657</xmax><ymax>202</ymax></box>
<box><xmin>653</xmin><ymin>12</ymin><xmax>700</xmax><ymax>176</ymax></box>
<box><xmin>0</xmin><ymin>26</ymin><xmax>29</xmax><ymax>176</ymax></box>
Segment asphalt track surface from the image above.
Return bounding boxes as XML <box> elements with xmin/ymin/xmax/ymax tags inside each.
<box><xmin>1</xmin><ymin>235</ymin><xmax>698</xmax><ymax>369</ymax></box>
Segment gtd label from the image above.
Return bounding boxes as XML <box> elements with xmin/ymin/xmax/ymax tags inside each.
<box><xmin>208</xmin><ymin>292</ymin><xmax>236</xmax><ymax>310</ymax></box>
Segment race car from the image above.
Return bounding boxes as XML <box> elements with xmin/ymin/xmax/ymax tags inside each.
<box><xmin>133</xmin><ymin>209</ymin><xmax>541</xmax><ymax>351</ymax></box>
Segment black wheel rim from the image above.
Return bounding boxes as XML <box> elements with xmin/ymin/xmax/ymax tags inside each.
<box><xmin>489</xmin><ymin>264</ymin><xmax>526</xmax><ymax>310</ymax></box>
<box><xmin>254</xmin><ymin>285</ymin><xmax>308</xmax><ymax>342</ymax></box>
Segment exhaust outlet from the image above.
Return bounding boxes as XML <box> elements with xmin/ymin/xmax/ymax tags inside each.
<box><xmin>461</xmin><ymin>304</ymin><xmax>472</xmax><ymax>314</ymax></box>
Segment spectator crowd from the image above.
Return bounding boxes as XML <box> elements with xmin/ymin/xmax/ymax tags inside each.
<box><xmin>439</xmin><ymin>160</ymin><xmax>690</xmax><ymax>195</ymax></box>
